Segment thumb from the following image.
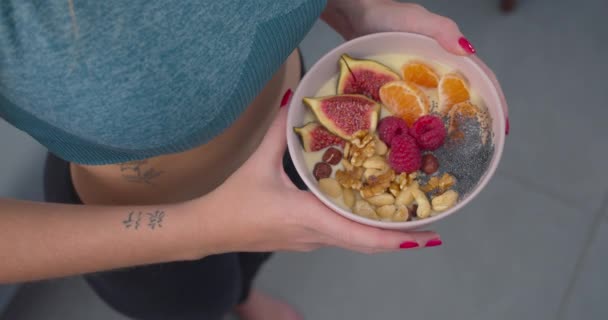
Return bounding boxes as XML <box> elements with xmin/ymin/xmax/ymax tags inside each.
<box><xmin>404</xmin><ymin>7</ymin><xmax>475</xmax><ymax>56</ymax></box>
<box><xmin>254</xmin><ymin>89</ymin><xmax>293</xmax><ymax>166</ymax></box>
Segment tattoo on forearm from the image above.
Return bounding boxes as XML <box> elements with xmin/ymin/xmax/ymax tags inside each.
<box><xmin>123</xmin><ymin>210</ymin><xmax>166</xmax><ymax>230</ymax></box>
<box><xmin>119</xmin><ymin>160</ymin><xmax>163</xmax><ymax>185</ymax></box>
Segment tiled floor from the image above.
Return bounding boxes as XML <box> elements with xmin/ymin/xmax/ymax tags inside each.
<box><xmin>2</xmin><ymin>0</ymin><xmax>608</xmax><ymax>319</ymax></box>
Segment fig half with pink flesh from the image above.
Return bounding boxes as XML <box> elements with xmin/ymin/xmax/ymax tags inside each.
<box><xmin>294</xmin><ymin>122</ymin><xmax>345</xmax><ymax>152</ymax></box>
<box><xmin>303</xmin><ymin>94</ymin><xmax>380</xmax><ymax>140</ymax></box>
<box><xmin>337</xmin><ymin>54</ymin><xmax>400</xmax><ymax>101</ymax></box>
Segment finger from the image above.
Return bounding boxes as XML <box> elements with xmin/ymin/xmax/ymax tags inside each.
<box><xmin>331</xmin><ymin>243</ymin><xmax>414</xmax><ymax>254</ymax></box>
<box><xmin>329</xmin><ymin>222</ymin><xmax>440</xmax><ymax>251</ymax></box>
<box><xmin>254</xmin><ymin>89</ymin><xmax>292</xmax><ymax>165</ymax></box>
<box><xmin>403</xmin><ymin>7</ymin><xmax>474</xmax><ymax>56</ymax></box>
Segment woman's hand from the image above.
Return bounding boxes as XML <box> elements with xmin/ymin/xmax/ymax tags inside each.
<box><xmin>192</xmin><ymin>104</ymin><xmax>441</xmax><ymax>256</ymax></box>
<box><xmin>322</xmin><ymin>0</ymin><xmax>475</xmax><ymax>55</ymax></box>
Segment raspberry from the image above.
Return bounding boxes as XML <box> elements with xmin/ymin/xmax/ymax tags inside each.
<box><xmin>410</xmin><ymin>115</ymin><xmax>446</xmax><ymax>150</ymax></box>
<box><xmin>377</xmin><ymin>116</ymin><xmax>409</xmax><ymax>146</ymax></box>
<box><xmin>388</xmin><ymin>135</ymin><xmax>421</xmax><ymax>173</ymax></box>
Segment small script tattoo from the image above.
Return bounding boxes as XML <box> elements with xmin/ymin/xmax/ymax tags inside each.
<box><xmin>119</xmin><ymin>160</ymin><xmax>163</xmax><ymax>184</ymax></box>
<box><xmin>123</xmin><ymin>210</ymin><xmax>166</xmax><ymax>230</ymax></box>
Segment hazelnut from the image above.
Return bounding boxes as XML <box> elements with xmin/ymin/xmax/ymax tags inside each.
<box><xmin>421</xmin><ymin>154</ymin><xmax>439</xmax><ymax>175</ymax></box>
<box><xmin>313</xmin><ymin>162</ymin><xmax>332</xmax><ymax>180</ymax></box>
<box><xmin>322</xmin><ymin>147</ymin><xmax>343</xmax><ymax>165</ymax></box>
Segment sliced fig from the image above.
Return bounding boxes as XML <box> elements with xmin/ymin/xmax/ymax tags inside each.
<box><xmin>303</xmin><ymin>94</ymin><xmax>380</xmax><ymax>140</ymax></box>
<box><xmin>293</xmin><ymin>122</ymin><xmax>344</xmax><ymax>152</ymax></box>
<box><xmin>337</xmin><ymin>54</ymin><xmax>400</xmax><ymax>101</ymax></box>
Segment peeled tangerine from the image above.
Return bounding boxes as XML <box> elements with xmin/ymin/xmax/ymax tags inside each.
<box><xmin>337</xmin><ymin>54</ymin><xmax>400</xmax><ymax>101</ymax></box>
<box><xmin>379</xmin><ymin>81</ymin><xmax>430</xmax><ymax>127</ymax></box>
<box><xmin>294</xmin><ymin>122</ymin><xmax>344</xmax><ymax>152</ymax></box>
<box><xmin>303</xmin><ymin>94</ymin><xmax>380</xmax><ymax>140</ymax></box>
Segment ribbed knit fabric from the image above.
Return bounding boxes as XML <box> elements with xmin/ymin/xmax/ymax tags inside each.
<box><xmin>0</xmin><ymin>0</ymin><xmax>325</xmax><ymax>164</ymax></box>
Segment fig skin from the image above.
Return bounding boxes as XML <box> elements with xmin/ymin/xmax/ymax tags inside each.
<box><xmin>337</xmin><ymin>54</ymin><xmax>400</xmax><ymax>102</ymax></box>
<box><xmin>303</xmin><ymin>94</ymin><xmax>380</xmax><ymax>140</ymax></box>
<box><xmin>294</xmin><ymin>122</ymin><xmax>344</xmax><ymax>152</ymax></box>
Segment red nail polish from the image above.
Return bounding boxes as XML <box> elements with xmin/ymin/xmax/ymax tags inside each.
<box><xmin>506</xmin><ymin>117</ymin><xmax>510</xmax><ymax>135</ymax></box>
<box><xmin>425</xmin><ymin>239</ymin><xmax>443</xmax><ymax>247</ymax></box>
<box><xmin>280</xmin><ymin>89</ymin><xmax>293</xmax><ymax>108</ymax></box>
<box><xmin>399</xmin><ymin>241</ymin><xmax>419</xmax><ymax>249</ymax></box>
<box><xmin>458</xmin><ymin>37</ymin><xmax>476</xmax><ymax>54</ymax></box>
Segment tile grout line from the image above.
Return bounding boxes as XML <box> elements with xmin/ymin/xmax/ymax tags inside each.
<box><xmin>496</xmin><ymin>171</ymin><xmax>584</xmax><ymax>211</ymax></box>
<box><xmin>554</xmin><ymin>189</ymin><xmax>608</xmax><ymax>320</ymax></box>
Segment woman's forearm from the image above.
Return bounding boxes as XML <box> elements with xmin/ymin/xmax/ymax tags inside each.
<box><xmin>0</xmin><ymin>198</ymin><xmax>209</xmax><ymax>283</ymax></box>
<box><xmin>321</xmin><ymin>0</ymin><xmax>373</xmax><ymax>39</ymax></box>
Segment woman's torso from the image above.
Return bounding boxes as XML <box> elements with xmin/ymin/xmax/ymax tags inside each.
<box><xmin>71</xmin><ymin>51</ymin><xmax>301</xmax><ymax>205</ymax></box>
<box><xmin>0</xmin><ymin>1</ymin><xmax>324</xmax><ymax>203</ymax></box>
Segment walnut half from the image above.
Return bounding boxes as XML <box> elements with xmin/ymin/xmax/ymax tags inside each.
<box><xmin>360</xmin><ymin>169</ymin><xmax>395</xmax><ymax>198</ymax></box>
<box><xmin>336</xmin><ymin>167</ymin><xmax>364</xmax><ymax>190</ymax></box>
<box><xmin>421</xmin><ymin>173</ymin><xmax>456</xmax><ymax>193</ymax></box>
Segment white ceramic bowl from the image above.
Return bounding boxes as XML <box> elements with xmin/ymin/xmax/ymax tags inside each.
<box><xmin>286</xmin><ymin>32</ymin><xmax>507</xmax><ymax>230</ymax></box>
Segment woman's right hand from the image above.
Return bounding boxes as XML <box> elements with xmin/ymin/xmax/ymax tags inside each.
<box><xmin>188</xmin><ymin>103</ymin><xmax>441</xmax><ymax>257</ymax></box>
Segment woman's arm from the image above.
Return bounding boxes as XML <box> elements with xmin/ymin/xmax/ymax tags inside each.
<box><xmin>0</xmin><ymin>197</ymin><xmax>206</xmax><ymax>283</ymax></box>
<box><xmin>322</xmin><ymin>0</ymin><xmax>474</xmax><ymax>55</ymax></box>
<box><xmin>1</xmin><ymin>106</ymin><xmax>440</xmax><ymax>284</ymax></box>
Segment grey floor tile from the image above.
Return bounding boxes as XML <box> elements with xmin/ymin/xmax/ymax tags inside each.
<box><xmin>2</xmin><ymin>278</ymin><xmax>129</xmax><ymax>320</ymax></box>
<box><xmin>561</xmin><ymin>200</ymin><xmax>608</xmax><ymax>320</ymax></box>
<box><xmin>256</xmin><ymin>175</ymin><xmax>592</xmax><ymax>320</ymax></box>
<box><xmin>298</xmin><ymin>18</ymin><xmax>343</xmax><ymax>71</ymax></box>
<box><xmin>0</xmin><ymin>119</ymin><xmax>46</xmax><ymax>201</ymax></box>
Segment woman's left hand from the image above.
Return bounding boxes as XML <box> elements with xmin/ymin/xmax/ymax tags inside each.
<box><xmin>322</xmin><ymin>0</ymin><xmax>476</xmax><ymax>56</ymax></box>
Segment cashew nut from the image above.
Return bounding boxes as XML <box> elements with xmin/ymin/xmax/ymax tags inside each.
<box><xmin>411</xmin><ymin>188</ymin><xmax>431</xmax><ymax>218</ymax></box>
<box><xmin>363</xmin><ymin>156</ymin><xmax>386</xmax><ymax>170</ymax></box>
<box><xmin>392</xmin><ymin>205</ymin><xmax>410</xmax><ymax>222</ymax></box>
<box><xmin>375</xmin><ymin>139</ymin><xmax>388</xmax><ymax>155</ymax></box>
<box><xmin>376</xmin><ymin>204</ymin><xmax>396</xmax><ymax>219</ymax></box>
<box><xmin>342</xmin><ymin>188</ymin><xmax>356</xmax><ymax>209</ymax></box>
<box><xmin>395</xmin><ymin>181</ymin><xmax>418</xmax><ymax>206</ymax></box>
<box><xmin>431</xmin><ymin>190</ymin><xmax>459</xmax><ymax>212</ymax></box>
<box><xmin>367</xmin><ymin>193</ymin><xmax>395</xmax><ymax>206</ymax></box>
<box><xmin>353</xmin><ymin>200</ymin><xmax>378</xmax><ymax>219</ymax></box>
<box><xmin>318</xmin><ymin>178</ymin><xmax>342</xmax><ymax>199</ymax></box>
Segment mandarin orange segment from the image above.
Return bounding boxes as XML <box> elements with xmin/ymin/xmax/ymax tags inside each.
<box><xmin>401</xmin><ymin>62</ymin><xmax>439</xmax><ymax>88</ymax></box>
<box><xmin>449</xmin><ymin>101</ymin><xmax>479</xmax><ymax>119</ymax></box>
<box><xmin>447</xmin><ymin>101</ymin><xmax>481</xmax><ymax>137</ymax></box>
<box><xmin>379</xmin><ymin>81</ymin><xmax>429</xmax><ymax>126</ymax></box>
<box><xmin>439</xmin><ymin>73</ymin><xmax>470</xmax><ymax>113</ymax></box>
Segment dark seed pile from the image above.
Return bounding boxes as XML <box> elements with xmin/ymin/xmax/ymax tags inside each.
<box><xmin>420</xmin><ymin>115</ymin><xmax>494</xmax><ymax>196</ymax></box>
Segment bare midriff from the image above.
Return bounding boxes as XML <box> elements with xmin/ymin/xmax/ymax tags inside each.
<box><xmin>70</xmin><ymin>50</ymin><xmax>302</xmax><ymax>205</ymax></box>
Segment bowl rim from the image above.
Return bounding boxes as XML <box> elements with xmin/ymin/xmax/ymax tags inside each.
<box><xmin>286</xmin><ymin>31</ymin><xmax>505</xmax><ymax>229</ymax></box>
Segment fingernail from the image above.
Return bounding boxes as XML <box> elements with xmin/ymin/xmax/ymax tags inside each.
<box><xmin>458</xmin><ymin>37</ymin><xmax>476</xmax><ymax>54</ymax></box>
<box><xmin>399</xmin><ymin>241</ymin><xmax>419</xmax><ymax>249</ymax></box>
<box><xmin>425</xmin><ymin>238</ymin><xmax>443</xmax><ymax>247</ymax></box>
<box><xmin>506</xmin><ymin>117</ymin><xmax>510</xmax><ymax>135</ymax></box>
<box><xmin>280</xmin><ymin>89</ymin><xmax>293</xmax><ymax>108</ymax></box>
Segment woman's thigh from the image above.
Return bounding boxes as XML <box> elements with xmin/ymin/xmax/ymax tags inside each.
<box><xmin>84</xmin><ymin>255</ymin><xmax>242</xmax><ymax>320</ymax></box>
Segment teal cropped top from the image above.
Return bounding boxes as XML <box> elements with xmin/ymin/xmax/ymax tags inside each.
<box><xmin>0</xmin><ymin>0</ymin><xmax>325</xmax><ymax>164</ymax></box>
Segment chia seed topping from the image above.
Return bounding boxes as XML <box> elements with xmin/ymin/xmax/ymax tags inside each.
<box><xmin>420</xmin><ymin>114</ymin><xmax>494</xmax><ymax>197</ymax></box>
